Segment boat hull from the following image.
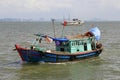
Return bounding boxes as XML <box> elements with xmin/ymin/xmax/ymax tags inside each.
<box><xmin>15</xmin><ymin>44</ymin><xmax>102</xmax><ymax>62</ymax></box>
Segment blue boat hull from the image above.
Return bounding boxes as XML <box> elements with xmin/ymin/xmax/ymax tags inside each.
<box><xmin>15</xmin><ymin>44</ymin><xmax>102</xmax><ymax>62</ymax></box>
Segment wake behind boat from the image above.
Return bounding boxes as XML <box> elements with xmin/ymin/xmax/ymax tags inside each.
<box><xmin>15</xmin><ymin>26</ymin><xmax>103</xmax><ymax>63</ymax></box>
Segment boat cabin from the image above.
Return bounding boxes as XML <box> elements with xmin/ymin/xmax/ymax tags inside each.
<box><xmin>55</xmin><ymin>37</ymin><xmax>96</xmax><ymax>53</ymax></box>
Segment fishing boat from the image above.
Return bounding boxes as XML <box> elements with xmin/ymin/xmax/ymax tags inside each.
<box><xmin>15</xmin><ymin>26</ymin><xmax>103</xmax><ymax>63</ymax></box>
<box><xmin>62</xmin><ymin>19</ymin><xmax>84</xmax><ymax>26</ymax></box>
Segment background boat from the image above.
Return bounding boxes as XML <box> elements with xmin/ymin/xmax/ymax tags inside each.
<box><xmin>62</xmin><ymin>19</ymin><xmax>84</xmax><ymax>26</ymax></box>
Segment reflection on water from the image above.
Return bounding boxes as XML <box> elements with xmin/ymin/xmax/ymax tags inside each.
<box><xmin>0</xmin><ymin>22</ymin><xmax>120</xmax><ymax>80</ymax></box>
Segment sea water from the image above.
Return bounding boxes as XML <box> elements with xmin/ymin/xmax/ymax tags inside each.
<box><xmin>0</xmin><ymin>21</ymin><xmax>120</xmax><ymax>80</ymax></box>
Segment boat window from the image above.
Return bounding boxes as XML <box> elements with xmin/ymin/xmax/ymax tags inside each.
<box><xmin>79</xmin><ymin>41</ymin><xmax>81</xmax><ymax>45</ymax></box>
<box><xmin>77</xmin><ymin>49</ymin><xmax>79</xmax><ymax>52</ymax></box>
<box><xmin>91</xmin><ymin>42</ymin><xmax>95</xmax><ymax>50</ymax></box>
<box><xmin>62</xmin><ymin>42</ymin><xmax>66</xmax><ymax>46</ymax></box>
<box><xmin>91</xmin><ymin>38</ymin><xmax>92</xmax><ymax>42</ymax></box>
<box><xmin>84</xmin><ymin>43</ymin><xmax>87</xmax><ymax>51</ymax></box>
<box><xmin>73</xmin><ymin>42</ymin><xmax>75</xmax><ymax>46</ymax></box>
<box><xmin>76</xmin><ymin>41</ymin><xmax>77</xmax><ymax>45</ymax></box>
<box><xmin>61</xmin><ymin>42</ymin><xmax>68</xmax><ymax>46</ymax></box>
<box><xmin>76</xmin><ymin>41</ymin><xmax>78</xmax><ymax>45</ymax></box>
<box><xmin>60</xmin><ymin>48</ymin><xmax>64</xmax><ymax>51</ymax></box>
<box><xmin>72</xmin><ymin>43</ymin><xmax>73</xmax><ymax>46</ymax></box>
<box><xmin>77</xmin><ymin>41</ymin><xmax>79</xmax><ymax>45</ymax></box>
<box><xmin>81</xmin><ymin>42</ymin><xmax>83</xmax><ymax>45</ymax></box>
<box><xmin>75</xmin><ymin>41</ymin><xmax>76</xmax><ymax>46</ymax></box>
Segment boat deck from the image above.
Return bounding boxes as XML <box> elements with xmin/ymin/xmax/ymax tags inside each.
<box><xmin>45</xmin><ymin>49</ymin><xmax>94</xmax><ymax>55</ymax></box>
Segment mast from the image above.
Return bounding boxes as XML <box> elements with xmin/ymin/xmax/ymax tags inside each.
<box><xmin>51</xmin><ymin>19</ymin><xmax>56</xmax><ymax>38</ymax></box>
<box><xmin>68</xmin><ymin>13</ymin><xmax>70</xmax><ymax>21</ymax></box>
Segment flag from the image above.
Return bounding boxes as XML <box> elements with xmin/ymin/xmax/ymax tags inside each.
<box><xmin>63</xmin><ymin>20</ymin><xmax>67</xmax><ymax>26</ymax></box>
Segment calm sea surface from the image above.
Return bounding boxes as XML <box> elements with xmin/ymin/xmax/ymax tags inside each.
<box><xmin>0</xmin><ymin>21</ymin><xmax>120</xmax><ymax>80</ymax></box>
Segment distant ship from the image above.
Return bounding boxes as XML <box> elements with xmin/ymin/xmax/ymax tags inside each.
<box><xmin>62</xmin><ymin>19</ymin><xmax>84</xmax><ymax>26</ymax></box>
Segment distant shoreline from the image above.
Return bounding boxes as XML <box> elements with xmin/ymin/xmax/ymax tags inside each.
<box><xmin>0</xmin><ymin>18</ymin><xmax>120</xmax><ymax>22</ymax></box>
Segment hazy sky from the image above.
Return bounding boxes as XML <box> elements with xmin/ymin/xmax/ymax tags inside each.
<box><xmin>0</xmin><ymin>0</ymin><xmax>120</xmax><ymax>21</ymax></box>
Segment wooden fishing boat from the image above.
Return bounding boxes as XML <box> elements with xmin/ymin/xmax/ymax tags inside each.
<box><xmin>15</xmin><ymin>27</ymin><xmax>103</xmax><ymax>63</ymax></box>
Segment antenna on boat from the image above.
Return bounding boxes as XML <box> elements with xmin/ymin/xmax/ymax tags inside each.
<box><xmin>61</xmin><ymin>21</ymin><xmax>66</xmax><ymax>38</ymax></box>
<box><xmin>68</xmin><ymin>13</ymin><xmax>70</xmax><ymax>21</ymax></box>
<box><xmin>51</xmin><ymin>19</ymin><xmax>56</xmax><ymax>38</ymax></box>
